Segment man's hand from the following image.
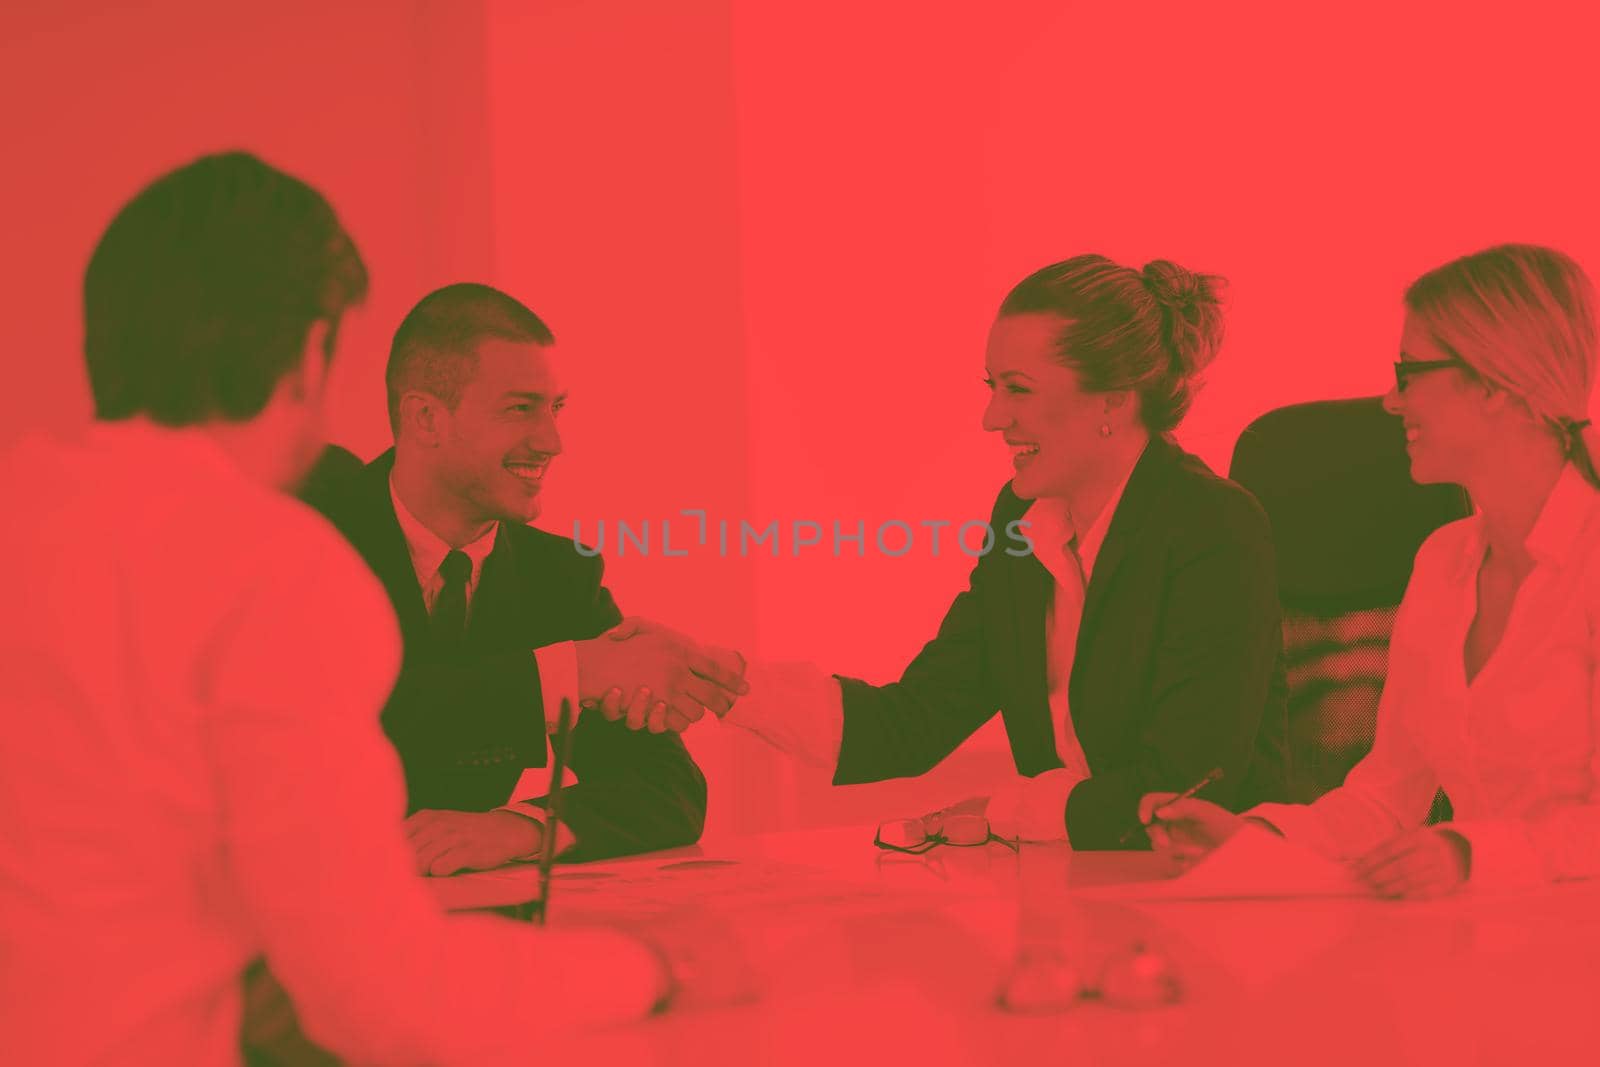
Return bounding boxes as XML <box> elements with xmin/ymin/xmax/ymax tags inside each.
<box><xmin>575</xmin><ymin>617</ymin><xmax>749</xmax><ymax>733</ymax></box>
<box><xmin>403</xmin><ymin>809</ymin><xmax>541</xmax><ymax>877</ymax></box>
<box><xmin>1350</xmin><ymin>827</ymin><xmax>1470</xmax><ymax>899</ymax></box>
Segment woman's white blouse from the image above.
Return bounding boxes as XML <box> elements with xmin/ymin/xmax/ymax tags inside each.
<box><xmin>1251</xmin><ymin>465</ymin><xmax>1600</xmax><ymax>890</ymax></box>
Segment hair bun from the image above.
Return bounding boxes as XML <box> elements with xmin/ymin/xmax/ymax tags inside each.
<box><xmin>1141</xmin><ymin>260</ymin><xmax>1201</xmax><ymax>307</ymax></box>
<box><xmin>1140</xmin><ymin>259</ymin><xmax>1226</xmax><ymax>376</ymax></box>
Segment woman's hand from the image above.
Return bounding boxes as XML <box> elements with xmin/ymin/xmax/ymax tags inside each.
<box><xmin>1350</xmin><ymin>827</ymin><xmax>1470</xmax><ymax>898</ymax></box>
<box><xmin>1137</xmin><ymin>794</ymin><xmax>1249</xmax><ymax>862</ymax></box>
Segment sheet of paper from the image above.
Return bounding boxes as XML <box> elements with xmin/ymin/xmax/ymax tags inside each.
<box><xmin>429</xmin><ymin>853</ymin><xmax>989</xmax><ymax>916</ymax></box>
<box><xmin>1075</xmin><ymin>825</ymin><xmax>1368</xmax><ymax>901</ymax></box>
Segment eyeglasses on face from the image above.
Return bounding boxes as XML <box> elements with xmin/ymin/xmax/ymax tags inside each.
<box><xmin>1392</xmin><ymin>357</ymin><xmax>1467</xmax><ymax>392</ymax></box>
<box><xmin>873</xmin><ymin>812</ymin><xmax>1018</xmax><ymax>854</ymax></box>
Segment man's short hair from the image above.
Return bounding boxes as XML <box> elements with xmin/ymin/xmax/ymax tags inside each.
<box><xmin>84</xmin><ymin>151</ymin><xmax>367</xmax><ymax>424</ymax></box>
<box><xmin>385</xmin><ymin>283</ymin><xmax>555</xmax><ymax>434</ymax></box>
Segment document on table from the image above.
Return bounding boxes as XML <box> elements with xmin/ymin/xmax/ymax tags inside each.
<box><xmin>1077</xmin><ymin>824</ymin><xmax>1369</xmax><ymax>901</ymax></box>
<box><xmin>430</xmin><ymin>854</ymin><xmax>991</xmax><ymax>916</ymax></box>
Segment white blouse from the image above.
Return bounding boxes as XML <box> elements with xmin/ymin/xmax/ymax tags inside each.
<box><xmin>1251</xmin><ymin>465</ymin><xmax>1600</xmax><ymax>890</ymax></box>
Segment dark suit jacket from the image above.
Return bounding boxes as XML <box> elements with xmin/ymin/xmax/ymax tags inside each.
<box><xmin>834</xmin><ymin>435</ymin><xmax>1289</xmax><ymax>849</ymax></box>
<box><xmin>309</xmin><ymin>449</ymin><xmax>707</xmax><ymax>861</ymax></box>
<box><xmin>296</xmin><ymin>442</ymin><xmax>366</xmax><ymax>515</ymax></box>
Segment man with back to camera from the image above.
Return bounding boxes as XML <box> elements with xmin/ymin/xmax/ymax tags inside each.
<box><xmin>0</xmin><ymin>151</ymin><xmax>723</xmax><ymax>1065</ymax></box>
<box><xmin>308</xmin><ymin>282</ymin><xmax>748</xmax><ymax>873</ymax></box>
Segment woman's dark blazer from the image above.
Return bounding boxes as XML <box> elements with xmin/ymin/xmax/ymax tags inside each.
<box><xmin>833</xmin><ymin>434</ymin><xmax>1289</xmax><ymax>849</ymax></box>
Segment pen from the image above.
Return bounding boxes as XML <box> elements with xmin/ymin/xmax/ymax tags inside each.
<box><xmin>1120</xmin><ymin>766</ymin><xmax>1224</xmax><ymax>846</ymax></box>
<box><xmin>533</xmin><ymin>697</ymin><xmax>577</xmax><ymax>926</ymax></box>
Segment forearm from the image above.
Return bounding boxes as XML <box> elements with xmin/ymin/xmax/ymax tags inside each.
<box><xmin>720</xmin><ymin>660</ymin><xmax>844</xmax><ymax>768</ymax></box>
<box><xmin>1245</xmin><ymin>789</ymin><xmax>1411</xmax><ymax>860</ymax></box>
<box><xmin>1448</xmin><ymin>805</ymin><xmax>1600</xmax><ymax>889</ymax></box>
<box><xmin>552</xmin><ymin>776</ymin><xmax>708</xmax><ymax>861</ymax></box>
<box><xmin>554</xmin><ymin>722</ymin><xmax>708</xmax><ymax>860</ymax></box>
<box><xmin>215</xmin><ymin>700</ymin><xmax>660</xmax><ymax>1061</ymax></box>
<box><xmin>383</xmin><ymin>652</ymin><xmax>546</xmax><ymax>760</ymax></box>
<box><xmin>743</xmin><ymin>540</ymin><xmax>1001</xmax><ymax>784</ymax></box>
<box><xmin>835</xmin><ymin>673</ymin><xmax>999</xmax><ymax>784</ymax></box>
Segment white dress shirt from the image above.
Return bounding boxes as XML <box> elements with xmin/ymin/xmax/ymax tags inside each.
<box><xmin>725</xmin><ymin>454</ymin><xmax>1139</xmax><ymax>841</ymax></box>
<box><xmin>1250</xmin><ymin>465</ymin><xmax>1600</xmax><ymax>891</ymax></box>
<box><xmin>0</xmin><ymin>423</ymin><xmax>658</xmax><ymax>1066</ymax></box>
<box><xmin>389</xmin><ymin>479</ymin><xmax>500</xmax><ymax>614</ymax></box>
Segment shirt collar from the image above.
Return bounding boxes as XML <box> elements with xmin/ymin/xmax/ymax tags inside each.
<box><xmin>1075</xmin><ymin>445</ymin><xmax>1143</xmax><ymax>576</ymax></box>
<box><xmin>1453</xmin><ymin>464</ymin><xmax>1598</xmax><ymax>578</ymax></box>
<box><xmin>388</xmin><ymin>476</ymin><xmax>498</xmax><ymax>586</ymax></box>
<box><xmin>1526</xmin><ymin>464</ymin><xmax>1598</xmax><ymax>566</ymax></box>
<box><xmin>1022</xmin><ymin>441</ymin><xmax>1145</xmax><ymax>584</ymax></box>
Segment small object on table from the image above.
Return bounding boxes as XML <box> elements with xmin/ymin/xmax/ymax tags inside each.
<box><xmin>633</xmin><ymin>909</ymin><xmax>762</xmax><ymax>1015</ymax></box>
<box><xmin>995</xmin><ymin>947</ymin><xmax>1086</xmax><ymax>1014</ymax></box>
<box><xmin>875</xmin><ymin>810</ymin><xmax>1017</xmax><ymax>855</ymax></box>
<box><xmin>1095</xmin><ymin>941</ymin><xmax>1182</xmax><ymax>1008</ymax></box>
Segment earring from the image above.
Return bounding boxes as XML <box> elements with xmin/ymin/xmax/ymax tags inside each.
<box><xmin>1099</xmin><ymin>423</ymin><xmax>1113</xmax><ymax>438</ymax></box>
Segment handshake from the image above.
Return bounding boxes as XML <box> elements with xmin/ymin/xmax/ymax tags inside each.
<box><xmin>573</xmin><ymin>617</ymin><xmax>749</xmax><ymax>733</ymax></box>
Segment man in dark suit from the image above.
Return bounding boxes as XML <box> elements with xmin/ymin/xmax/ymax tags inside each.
<box><xmin>311</xmin><ymin>283</ymin><xmax>746</xmax><ymax>871</ymax></box>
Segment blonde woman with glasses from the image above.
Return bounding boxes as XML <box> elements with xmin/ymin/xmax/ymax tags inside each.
<box><xmin>1142</xmin><ymin>243</ymin><xmax>1600</xmax><ymax>899</ymax></box>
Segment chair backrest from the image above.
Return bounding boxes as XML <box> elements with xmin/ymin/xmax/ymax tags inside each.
<box><xmin>1230</xmin><ymin>397</ymin><xmax>1470</xmax><ymax>809</ymax></box>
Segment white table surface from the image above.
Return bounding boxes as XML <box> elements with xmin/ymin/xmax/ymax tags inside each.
<box><xmin>429</xmin><ymin>826</ymin><xmax>1600</xmax><ymax>1067</ymax></box>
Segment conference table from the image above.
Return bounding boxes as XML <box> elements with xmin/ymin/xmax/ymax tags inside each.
<box><xmin>431</xmin><ymin>826</ymin><xmax>1600</xmax><ymax>1067</ymax></box>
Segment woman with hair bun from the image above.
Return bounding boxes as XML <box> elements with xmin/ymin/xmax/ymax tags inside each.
<box><xmin>700</xmin><ymin>253</ymin><xmax>1291</xmax><ymax>849</ymax></box>
<box><xmin>1143</xmin><ymin>243</ymin><xmax>1600</xmax><ymax>895</ymax></box>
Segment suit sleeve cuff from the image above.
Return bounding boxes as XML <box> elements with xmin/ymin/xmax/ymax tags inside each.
<box><xmin>494</xmin><ymin>801</ymin><xmax>579</xmax><ymax>860</ymax></box>
<box><xmin>987</xmin><ymin>769</ymin><xmax>1080</xmax><ymax>841</ymax></box>
<box><xmin>533</xmin><ymin>641</ymin><xmax>580</xmax><ymax>734</ymax></box>
<box><xmin>721</xmin><ymin>660</ymin><xmax>843</xmax><ymax>768</ymax></box>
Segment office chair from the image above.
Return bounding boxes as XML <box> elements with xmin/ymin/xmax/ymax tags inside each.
<box><xmin>1230</xmin><ymin>397</ymin><xmax>1471</xmax><ymax>816</ymax></box>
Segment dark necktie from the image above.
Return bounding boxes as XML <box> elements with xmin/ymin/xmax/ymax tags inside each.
<box><xmin>431</xmin><ymin>549</ymin><xmax>472</xmax><ymax>648</ymax></box>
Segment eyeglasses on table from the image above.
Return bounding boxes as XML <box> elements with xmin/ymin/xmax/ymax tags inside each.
<box><xmin>873</xmin><ymin>811</ymin><xmax>1018</xmax><ymax>854</ymax></box>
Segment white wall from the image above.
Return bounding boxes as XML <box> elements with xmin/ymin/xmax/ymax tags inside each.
<box><xmin>0</xmin><ymin>0</ymin><xmax>494</xmax><ymax>455</ymax></box>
